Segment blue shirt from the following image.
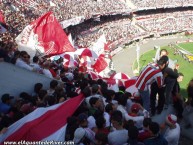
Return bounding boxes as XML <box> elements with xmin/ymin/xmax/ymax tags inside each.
<box><xmin>0</xmin><ymin>103</ymin><xmax>11</xmax><ymax>114</ymax></box>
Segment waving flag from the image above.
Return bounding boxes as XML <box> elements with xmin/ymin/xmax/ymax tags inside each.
<box><xmin>0</xmin><ymin>94</ymin><xmax>84</xmax><ymax>143</ymax></box>
<box><xmin>0</xmin><ymin>11</ymin><xmax>7</xmax><ymax>33</ymax></box>
<box><xmin>92</xmin><ymin>54</ymin><xmax>108</xmax><ymax>73</ymax></box>
<box><xmin>15</xmin><ymin>12</ymin><xmax>75</xmax><ymax>57</ymax></box>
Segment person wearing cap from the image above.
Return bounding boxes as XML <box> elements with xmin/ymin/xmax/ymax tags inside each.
<box><xmin>0</xmin><ymin>94</ymin><xmax>13</xmax><ymax>114</ymax></box>
<box><xmin>135</xmin><ymin>55</ymin><xmax>168</xmax><ymax>112</ymax></box>
<box><xmin>163</xmin><ymin>114</ymin><xmax>180</xmax><ymax>145</ymax></box>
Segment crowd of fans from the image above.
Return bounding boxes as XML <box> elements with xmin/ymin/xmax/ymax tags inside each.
<box><xmin>1</xmin><ymin>1</ymin><xmax>193</xmax><ymax>144</ymax></box>
<box><xmin>1</xmin><ymin>49</ymin><xmax>193</xmax><ymax>144</ymax></box>
<box><xmin>130</xmin><ymin>0</ymin><xmax>193</xmax><ymax>10</ymax></box>
<box><xmin>136</xmin><ymin>10</ymin><xmax>193</xmax><ymax>35</ymax></box>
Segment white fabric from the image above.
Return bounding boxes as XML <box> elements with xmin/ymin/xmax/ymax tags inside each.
<box><xmin>108</xmin><ymin>129</ymin><xmax>128</xmax><ymax>145</ymax></box>
<box><xmin>104</xmin><ymin>112</ymin><xmax>111</xmax><ymax>127</ymax></box>
<box><xmin>164</xmin><ymin>123</ymin><xmax>180</xmax><ymax>145</ymax></box>
<box><xmin>117</xmin><ymin>105</ymin><xmax>144</xmax><ymax>128</ymax></box>
<box><xmin>126</xmin><ymin>99</ymin><xmax>133</xmax><ymax>113</ymax></box>
<box><xmin>87</xmin><ymin>116</ymin><xmax>96</xmax><ymax>129</ymax></box>
<box><xmin>0</xmin><ymin>102</ymin><xmax>66</xmax><ymax>142</ymax></box>
<box><xmin>15</xmin><ymin>58</ymin><xmax>33</xmax><ymax>71</ymax></box>
<box><xmin>30</xmin><ymin>63</ymin><xmax>42</xmax><ymax>72</ymax></box>
<box><xmin>43</xmin><ymin>69</ymin><xmax>53</xmax><ymax>79</ymax></box>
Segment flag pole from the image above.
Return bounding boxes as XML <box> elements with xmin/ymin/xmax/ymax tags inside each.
<box><xmin>136</xmin><ymin>44</ymin><xmax>140</xmax><ymax>73</ymax></box>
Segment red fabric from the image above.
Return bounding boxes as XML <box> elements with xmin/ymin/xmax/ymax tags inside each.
<box><xmin>138</xmin><ymin>130</ymin><xmax>151</xmax><ymax>142</ymax></box>
<box><xmin>49</xmin><ymin>69</ymin><xmax>57</xmax><ymax>77</ymax></box>
<box><xmin>31</xmin><ymin>12</ymin><xmax>75</xmax><ymax>56</ymax></box>
<box><xmin>2</xmin><ymin>94</ymin><xmax>84</xmax><ymax>142</ymax></box>
<box><xmin>92</xmin><ymin>54</ymin><xmax>108</xmax><ymax>73</ymax></box>
<box><xmin>0</xmin><ymin>11</ymin><xmax>5</xmax><ymax>23</ymax></box>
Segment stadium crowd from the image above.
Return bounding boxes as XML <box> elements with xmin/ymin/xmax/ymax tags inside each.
<box><xmin>1</xmin><ymin>49</ymin><xmax>193</xmax><ymax>145</ymax></box>
<box><xmin>1</xmin><ymin>0</ymin><xmax>193</xmax><ymax>144</ymax></box>
<box><xmin>130</xmin><ymin>0</ymin><xmax>193</xmax><ymax>10</ymax></box>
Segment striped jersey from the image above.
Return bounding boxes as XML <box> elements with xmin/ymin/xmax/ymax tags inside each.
<box><xmin>135</xmin><ymin>63</ymin><xmax>163</xmax><ymax>91</ymax></box>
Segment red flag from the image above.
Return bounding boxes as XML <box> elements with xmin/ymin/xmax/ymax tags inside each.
<box><xmin>92</xmin><ymin>54</ymin><xmax>108</xmax><ymax>73</ymax></box>
<box><xmin>0</xmin><ymin>11</ymin><xmax>5</xmax><ymax>23</ymax></box>
<box><xmin>0</xmin><ymin>11</ymin><xmax>7</xmax><ymax>33</ymax></box>
<box><xmin>16</xmin><ymin>12</ymin><xmax>75</xmax><ymax>57</ymax></box>
<box><xmin>0</xmin><ymin>94</ymin><xmax>84</xmax><ymax>143</ymax></box>
<box><xmin>104</xmin><ymin>42</ymin><xmax>110</xmax><ymax>51</ymax></box>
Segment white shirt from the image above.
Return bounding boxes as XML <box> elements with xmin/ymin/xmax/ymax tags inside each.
<box><xmin>87</xmin><ymin>116</ymin><xmax>96</xmax><ymax>129</ymax></box>
<box><xmin>164</xmin><ymin>123</ymin><xmax>180</xmax><ymax>145</ymax></box>
<box><xmin>30</xmin><ymin>63</ymin><xmax>42</xmax><ymax>72</ymax></box>
<box><xmin>43</xmin><ymin>69</ymin><xmax>53</xmax><ymax>79</ymax></box>
<box><xmin>85</xmin><ymin>94</ymin><xmax>105</xmax><ymax>108</ymax></box>
<box><xmin>15</xmin><ymin>58</ymin><xmax>33</xmax><ymax>71</ymax></box>
<box><xmin>108</xmin><ymin>129</ymin><xmax>128</xmax><ymax>145</ymax></box>
<box><xmin>117</xmin><ymin>105</ymin><xmax>145</xmax><ymax>128</ymax></box>
<box><xmin>104</xmin><ymin>112</ymin><xmax>111</xmax><ymax>127</ymax></box>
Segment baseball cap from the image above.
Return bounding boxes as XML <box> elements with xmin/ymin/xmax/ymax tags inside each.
<box><xmin>131</xmin><ymin>103</ymin><xmax>140</xmax><ymax>113</ymax></box>
<box><xmin>78</xmin><ymin>113</ymin><xmax>88</xmax><ymax>122</ymax></box>
<box><xmin>166</xmin><ymin>114</ymin><xmax>177</xmax><ymax>125</ymax></box>
<box><xmin>73</xmin><ymin>128</ymin><xmax>86</xmax><ymax>143</ymax></box>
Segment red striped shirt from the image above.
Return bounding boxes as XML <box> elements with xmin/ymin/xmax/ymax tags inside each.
<box><xmin>135</xmin><ymin>63</ymin><xmax>163</xmax><ymax>91</ymax></box>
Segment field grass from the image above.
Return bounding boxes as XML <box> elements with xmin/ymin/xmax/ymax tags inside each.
<box><xmin>133</xmin><ymin>43</ymin><xmax>193</xmax><ymax>98</ymax></box>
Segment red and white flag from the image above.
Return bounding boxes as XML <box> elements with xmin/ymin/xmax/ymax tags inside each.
<box><xmin>0</xmin><ymin>11</ymin><xmax>7</xmax><ymax>33</ymax></box>
<box><xmin>92</xmin><ymin>54</ymin><xmax>108</xmax><ymax>73</ymax></box>
<box><xmin>0</xmin><ymin>94</ymin><xmax>84</xmax><ymax>143</ymax></box>
<box><xmin>15</xmin><ymin>12</ymin><xmax>75</xmax><ymax>57</ymax></box>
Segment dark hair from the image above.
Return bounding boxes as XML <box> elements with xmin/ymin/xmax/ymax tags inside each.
<box><xmin>33</xmin><ymin>56</ymin><xmax>39</xmax><ymax>63</ymax></box>
<box><xmin>105</xmin><ymin>103</ymin><xmax>113</xmax><ymax>113</ymax></box>
<box><xmin>157</xmin><ymin>56</ymin><xmax>169</xmax><ymax>65</ymax></box>
<box><xmin>187</xmin><ymin>79</ymin><xmax>193</xmax><ymax>106</ymax></box>
<box><xmin>50</xmin><ymin>80</ymin><xmax>58</xmax><ymax>89</ymax></box>
<box><xmin>82</xmin><ymin>86</ymin><xmax>91</xmax><ymax>98</ymax></box>
<box><xmin>89</xmin><ymin>97</ymin><xmax>99</xmax><ymax>107</ymax></box>
<box><xmin>34</xmin><ymin>83</ymin><xmax>43</xmax><ymax>94</ymax></box>
<box><xmin>178</xmin><ymin>72</ymin><xmax>184</xmax><ymax>77</ymax></box>
<box><xmin>160</xmin><ymin>49</ymin><xmax>168</xmax><ymax>55</ymax></box>
<box><xmin>38</xmin><ymin>89</ymin><xmax>47</xmax><ymax>100</ymax></box>
<box><xmin>95</xmin><ymin>133</ymin><xmax>108</xmax><ymax>144</ymax></box>
<box><xmin>105</xmin><ymin>90</ymin><xmax>115</xmax><ymax>102</ymax></box>
<box><xmin>20</xmin><ymin>51</ymin><xmax>28</xmax><ymax>57</ymax></box>
<box><xmin>96</xmin><ymin>116</ymin><xmax>106</xmax><ymax>129</ymax></box>
<box><xmin>128</xmin><ymin>125</ymin><xmax>139</xmax><ymax>140</ymax></box>
<box><xmin>117</xmin><ymin>94</ymin><xmax>127</xmax><ymax>106</ymax></box>
<box><xmin>92</xmin><ymin>84</ymin><xmax>99</xmax><ymax>94</ymax></box>
<box><xmin>111</xmin><ymin>114</ymin><xmax>122</xmax><ymax>125</ymax></box>
<box><xmin>111</xmin><ymin>110</ymin><xmax>122</xmax><ymax>120</ymax></box>
<box><xmin>149</xmin><ymin>122</ymin><xmax>160</xmax><ymax>135</ymax></box>
<box><xmin>143</xmin><ymin>118</ymin><xmax>152</xmax><ymax>128</ymax></box>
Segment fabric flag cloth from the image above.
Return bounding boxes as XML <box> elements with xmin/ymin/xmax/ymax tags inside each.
<box><xmin>0</xmin><ymin>11</ymin><xmax>7</xmax><ymax>33</ymax></box>
<box><xmin>92</xmin><ymin>54</ymin><xmax>108</xmax><ymax>73</ymax></box>
<box><xmin>75</xmin><ymin>48</ymin><xmax>98</xmax><ymax>58</ymax></box>
<box><xmin>0</xmin><ymin>94</ymin><xmax>84</xmax><ymax>143</ymax></box>
<box><xmin>124</xmin><ymin>76</ymin><xmax>138</xmax><ymax>95</ymax></box>
<box><xmin>110</xmin><ymin>72</ymin><xmax>130</xmax><ymax>80</ymax></box>
<box><xmin>15</xmin><ymin>12</ymin><xmax>75</xmax><ymax>58</ymax></box>
<box><xmin>86</xmin><ymin>71</ymin><xmax>102</xmax><ymax>80</ymax></box>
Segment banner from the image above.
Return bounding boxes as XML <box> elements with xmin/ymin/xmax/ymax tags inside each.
<box><xmin>93</xmin><ymin>54</ymin><xmax>108</xmax><ymax>73</ymax></box>
<box><xmin>90</xmin><ymin>34</ymin><xmax>107</xmax><ymax>56</ymax></box>
<box><xmin>0</xmin><ymin>94</ymin><xmax>84</xmax><ymax>143</ymax></box>
<box><xmin>16</xmin><ymin>12</ymin><xmax>75</xmax><ymax>57</ymax></box>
